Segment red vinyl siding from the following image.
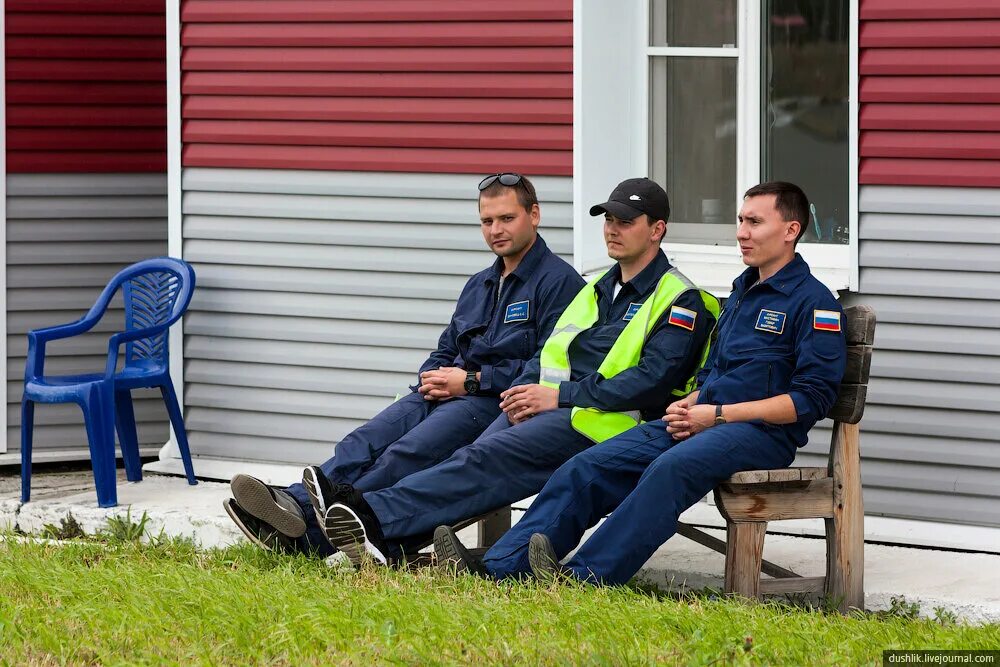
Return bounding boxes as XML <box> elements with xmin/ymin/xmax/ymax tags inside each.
<box><xmin>5</xmin><ymin>1</ymin><xmax>167</xmax><ymax>173</ymax></box>
<box><xmin>180</xmin><ymin>0</ymin><xmax>572</xmax><ymax>176</ymax></box>
<box><xmin>859</xmin><ymin>0</ymin><xmax>1000</xmax><ymax>186</ymax></box>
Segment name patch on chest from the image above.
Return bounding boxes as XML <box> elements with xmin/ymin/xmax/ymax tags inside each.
<box><xmin>504</xmin><ymin>300</ymin><xmax>530</xmax><ymax>323</ymax></box>
<box><xmin>755</xmin><ymin>309</ymin><xmax>787</xmax><ymax>334</ymax></box>
<box><xmin>622</xmin><ymin>302</ymin><xmax>643</xmax><ymax>321</ymax></box>
<box><xmin>814</xmin><ymin>309</ymin><xmax>842</xmax><ymax>332</ymax></box>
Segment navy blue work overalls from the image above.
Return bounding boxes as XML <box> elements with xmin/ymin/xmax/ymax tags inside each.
<box><xmin>360</xmin><ymin>251</ymin><xmax>717</xmax><ymax>556</ymax></box>
<box><xmin>285</xmin><ymin>235</ymin><xmax>583</xmax><ymax>553</ymax></box>
<box><xmin>482</xmin><ymin>253</ymin><xmax>847</xmax><ymax>584</ymax></box>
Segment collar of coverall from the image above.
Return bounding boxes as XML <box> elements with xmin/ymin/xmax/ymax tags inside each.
<box><xmin>486</xmin><ymin>233</ymin><xmax>549</xmax><ymax>285</ymax></box>
<box><xmin>732</xmin><ymin>252</ymin><xmax>811</xmax><ymax>297</ymax></box>
<box><xmin>597</xmin><ymin>248</ymin><xmax>671</xmax><ymax>303</ymax></box>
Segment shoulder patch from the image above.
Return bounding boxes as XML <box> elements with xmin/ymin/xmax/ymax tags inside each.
<box><xmin>813</xmin><ymin>309</ymin><xmax>841</xmax><ymax>332</ymax></box>
<box><xmin>667</xmin><ymin>305</ymin><xmax>697</xmax><ymax>331</ymax></box>
<box><xmin>504</xmin><ymin>300</ymin><xmax>530</xmax><ymax>323</ymax></box>
<box><xmin>622</xmin><ymin>302</ymin><xmax>643</xmax><ymax>321</ymax></box>
<box><xmin>755</xmin><ymin>309</ymin><xmax>786</xmax><ymax>334</ymax></box>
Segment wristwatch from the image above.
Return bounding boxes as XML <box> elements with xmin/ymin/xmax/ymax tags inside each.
<box><xmin>464</xmin><ymin>370</ymin><xmax>480</xmax><ymax>395</ymax></box>
<box><xmin>714</xmin><ymin>404</ymin><xmax>727</xmax><ymax>426</ymax></box>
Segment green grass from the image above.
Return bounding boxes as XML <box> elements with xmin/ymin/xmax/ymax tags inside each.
<box><xmin>0</xmin><ymin>536</ymin><xmax>996</xmax><ymax>666</ymax></box>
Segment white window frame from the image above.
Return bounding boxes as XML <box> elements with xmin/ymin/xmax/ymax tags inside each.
<box><xmin>574</xmin><ymin>0</ymin><xmax>859</xmax><ymax>295</ymax></box>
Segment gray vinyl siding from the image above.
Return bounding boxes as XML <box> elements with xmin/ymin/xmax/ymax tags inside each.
<box><xmin>181</xmin><ymin>168</ymin><xmax>573</xmax><ymax>465</ymax></box>
<box><xmin>6</xmin><ymin>174</ymin><xmax>169</xmax><ymax>453</ymax></box>
<box><xmin>794</xmin><ymin>185</ymin><xmax>1000</xmax><ymax>527</ymax></box>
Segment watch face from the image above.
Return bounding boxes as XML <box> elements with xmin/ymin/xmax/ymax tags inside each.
<box><xmin>464</xmin><ymin>379</ymin><xmax>479</xmax><ymax>394</ymax></box>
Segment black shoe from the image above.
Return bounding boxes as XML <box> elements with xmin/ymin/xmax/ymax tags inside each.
<box><xmin>528</xmin><ymin>533</ymin><xmax>564</xmax><ymax>583</ymax></box>
<box><xmin>322</xmin><ymin>500</ymin><xmax>390</xmax><ymax>567</ymax></box>
<box><xmin>230</xmin><ymin>473</ymin><xmax>306</xmax><ymax>538</ymax></box>
<box><xmin>223</xmin><ymin>498</ymin><xmax>297</xmax><ymax>554</ymax></box>
<box><xmin>433</xmin><ymin>525</ymin><xmax>489</xmax><ymax>578</ymax></box>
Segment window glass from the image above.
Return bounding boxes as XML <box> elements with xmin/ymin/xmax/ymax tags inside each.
<box><xmin>649</xmin><ymin>0</ymin><xmax>738</xmax><ymax>48</ymax></box>
<box><xmin>649</xmin><ymin>57</ymin><xmax>737</xmax><ymax>244</ymax></box>
<box><xmin>762</xmin><ymin>0</ymin><xmax>850</xmax><ymax>244</ymax></box>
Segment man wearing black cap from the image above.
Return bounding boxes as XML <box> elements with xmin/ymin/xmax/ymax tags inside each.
<box><xmin>317</xmin><ymin>178</ymin><xmax>719</xmax><ymax>568</ymax></box>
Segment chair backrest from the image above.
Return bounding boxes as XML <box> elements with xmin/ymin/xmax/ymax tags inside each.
<box><xmin>825</xmin><ymin>305</ymin><xmax>876</xmax><ymax>425</ymax></box>
<box><xmin>105</xmin><ymin>257</ymin><xmax>196</xmax><ymax>366</ymax></box>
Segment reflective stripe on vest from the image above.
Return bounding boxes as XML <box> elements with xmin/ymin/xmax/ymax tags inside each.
<box><xmin>539</xmin><ymin>267</ymin><xmax>720</xmax><ymax>443</ymax></box>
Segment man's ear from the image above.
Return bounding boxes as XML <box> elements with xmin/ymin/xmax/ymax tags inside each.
<box><xmin>530</xmin><ymin>203</ymin><xmax>541</xmax><ymax>228</ymax></box>
<box><xmin>786</xmin><ymin>220</ymin><xmax>801</xmax><ymax>243</ymax></box>
<box><xmin>652</xmin><ymin>219</ymin><xmax>667</xmax><ymax>243</ymax></box>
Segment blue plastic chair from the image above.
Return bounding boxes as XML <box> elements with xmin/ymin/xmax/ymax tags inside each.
<box><xmin>21</xmin><ymin>257</ymin><xmax>198</xmax><ymax>508</ymax></box>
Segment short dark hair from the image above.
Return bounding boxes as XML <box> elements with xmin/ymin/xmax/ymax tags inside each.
<box><xmin>743</xmin><ymin>181</ymin><xmax>810</xmax><ymax>243</ymax></box>
<box><xmin>479</xmin><ymin>174</ymin><xmax>539</xmax><ymax>212</ymax></box>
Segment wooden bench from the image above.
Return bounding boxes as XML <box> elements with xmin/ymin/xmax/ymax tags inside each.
<box><xmin>473</xmin><ymin>306</ymin><xmax>875</xmax><ymax>611</ymax></box>
<box><xmin>677</xmin><ymin>303</ymin><xmax>876</xmax><ymax>612</ymax></box>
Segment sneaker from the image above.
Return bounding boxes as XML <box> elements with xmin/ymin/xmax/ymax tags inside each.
<box><xmin>433</xmin><ymin>525</ymin><xmax>489</xmax><ymax>578</ymax></box>
<box><xmin>223</xmin><ymin>498</ymin><xmax>296</xmax><ymax>553</ymax></box>
<box><xmin>230</xmin><ymin>473</ymin><xmax>307</xmax><ymax>538</ymax></box>
<box><xmin>528</xmin><ymin>533</ymin><xmax>564</xmax><ymax>583</ymax></box>
<box><xmin>301</xmin><ymin>466</ymin><xmax>355</xmax><ymax>527</ymax></box>
<box><xmin>322</xmin><ymin>501</ymin><xmax>389</xmax><ymax>567</ymax></box>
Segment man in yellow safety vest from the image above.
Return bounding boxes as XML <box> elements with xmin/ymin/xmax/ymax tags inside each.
<box><xmin>317</xmin><ymin>178</ymin><xmax>719</xmax><ymax>567</ymax></box>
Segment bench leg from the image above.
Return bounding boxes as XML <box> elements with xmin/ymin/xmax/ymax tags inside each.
<box><xmin>724</xmin><ymin>521</ymin><xmax>767</xmax><ymax>599</ymax></box>
<box><xmin>477</xmin><ymin>507</ymin><xmax>512</xmax><ymax>549</ymax></box>
<box><xmin>826</xmin><ymin>421</ymin><xmax>864</xmax><ymax>612</ymax></box>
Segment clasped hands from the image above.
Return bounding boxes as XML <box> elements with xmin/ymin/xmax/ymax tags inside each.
<box><xmin>417</xmin><ymin>366</ymin><xmax>467</xmax><ymax>401</ymax></box>
<box><xmin>500</xmin><ymin>383</ymin><xmax>559</xmax><ymax>424</ymax></box>
<box><xmin>662</xmin><ymin>396</ymin><xmax>717</xmax><ymax>440</ymax></box>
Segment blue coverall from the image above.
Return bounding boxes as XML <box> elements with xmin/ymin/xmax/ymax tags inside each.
<box><xmin>285</xmin><ymin>235</ymin><xmax>583</xmax><ymax>553</ymax></box>
<box><xmin>361</xmin><ymin>250</ymin><xmax>718</xmax><ymax>557</ymax></box>
<box><xmin>482</xmin><ymin>253</ymin><xmax>847</xmax><ymax>585</ymax></box>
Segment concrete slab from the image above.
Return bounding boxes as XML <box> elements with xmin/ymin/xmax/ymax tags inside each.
<box><xmin>3</xmin><ymin>468</ymin><xmax>999</xmax><ymax>623</ymax></box>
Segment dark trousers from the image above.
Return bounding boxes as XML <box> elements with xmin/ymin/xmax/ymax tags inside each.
<box><xmin>482</xmin><ymin>421</ymin><xmax>796</xmax><ymax>585</ymax></box>
<box><xmin>283</xmin><ymin>391</ymin><xmax>502</xmax><ymax>554</ymax></box>
<box><xmin>363</xmin><ymin>408</ymin><xmax>594</xmax><ymax>555</ymax></box>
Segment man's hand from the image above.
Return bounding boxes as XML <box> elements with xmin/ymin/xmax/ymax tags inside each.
<box><xmin>500</xmin><ymin>384</ymin><xmax>558</xmax><ymax>423</ymax></box>
<box><xmin>417</xmin><ymin>367</ymin><xmax>467</xmax><ymax>401</ymax></box>
<box><xmin>663</xmin><ymin>399</ymin><xmax>715</xmax><ymax>440</ymax></box>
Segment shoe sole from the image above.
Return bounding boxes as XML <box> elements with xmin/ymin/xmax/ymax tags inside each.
<box><xmin>223</xmin><ymin>498</ymin><xmax>273</xmax><ymax>552</ymax></box>
<box><xmin>301</xmin><ymin>466</ymin><xmax>329</xmax><ymax>524</ymax></box>
<box><xmin>231</xmin><ymin>474</ymin><xmax>306</xmax><ymax>538</ymax></box>
<box><xmin>322</xmin><ymin>504</ymin><xmax>388</xmax><ymax>567</ymax></box>
<box><xmin>528</xmin><ymin>533</ymin><xmax>560</xmax><ymax>582</ymax></box>
<box><xmin>433</xmin><ymin>526</ymin><xmax>466</xmax><ymax>571</ymax></box>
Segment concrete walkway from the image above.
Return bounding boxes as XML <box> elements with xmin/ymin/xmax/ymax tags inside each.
<box><xmin>3</xmin><ymin>468</ymin><xmax>999</xmax><ymax>623</ymax></box>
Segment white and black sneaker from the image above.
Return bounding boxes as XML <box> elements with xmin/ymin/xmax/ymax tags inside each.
<box><xmin>433</xmin><ymin>525</ymin><xmax>489</xmax><ymax>578</ymax></box>
<box><xmin>230</xmin><ymin>473</ymin><xmax>306</xmax><ymax>538</ymax></box>
<box><xmin>528</xmin><ymin>533</ymin><xmax>566</xmax><ymax>583</ymax></box>
<box><xmin>322</xmin><ymin>501</ymin><xmax>389</xmax><ymax>567</ymax></box>
<box><xmin>301</xmin><ymin>465</ymin><xmax>345</xmax><ymax>527</ymax></box>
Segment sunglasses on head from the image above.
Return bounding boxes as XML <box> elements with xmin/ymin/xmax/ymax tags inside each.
<box><xmin>478</xmin><ymin>172</ymin><xmax>523</xmax><ymax>191</ymax></box>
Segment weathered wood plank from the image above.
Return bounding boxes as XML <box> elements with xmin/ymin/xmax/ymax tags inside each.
<box><xmin>716</xmin><ymin>478</ymin><xmax>835</xmax><ymax>521</ymax></box>
<box><xmin>844</xmin><ymin>304</ymin><xmax>876</xmax><ymax>345</ymax></box>
<box><xmin>675</xmin><ymin>523</ymin><xmax>802</xmax><ymax>579</ymax></box>
<box><xmin>760</xmin><ymin>576</ymin><xmax>826</xmax><ymax>595</ymax></box>
<box><xmin>826</xmin><ymin>421</ymin><xmax>865</xmax><ymax>612</ymax></box>
<box><xmin>799</xmin><ymin>467</ymin><xmax>829</xmax><ymax>481</ymax></box>
<box><xmin>727</xmin><ymin>470</ymin><xmax>769</xmax><ymax>483</ymax></box>
<box><xmin>724</xmin><ymin>522</ymin><xmax>767</xmax><ymax>599</ymax></box>
<box><xmin>827</xmin><ymin>384</ymin><xmax>867</xmax><ymax>424</ymax></box>
<box><xmin>844</xmin><ymin>344</ymin><xmax>873</xmax><ymax>384</ymax></box>
<box><xmin>767</xmin><ymin>468</ymin><xmax>803</xmax><ymax>482</ymax></box>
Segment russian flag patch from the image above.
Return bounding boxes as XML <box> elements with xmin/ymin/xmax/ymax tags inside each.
<box><xmin>814</xmin><ymin>309</ymin><xmax>842</xmax><ymax>332</ymax></box>
<box><xmin>668</xmin><ymin>305</ymin><xmax>697</xmax><ymax>331</ymax></box>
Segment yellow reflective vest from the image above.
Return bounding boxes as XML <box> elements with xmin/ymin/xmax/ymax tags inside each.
<box><xmin>539</xmin><ymin>267</ymin><xmax>720</xmax><ymax>443</ymax></box>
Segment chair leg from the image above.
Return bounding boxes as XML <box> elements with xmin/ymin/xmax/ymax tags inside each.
<box><xmin>826</xmin><ymin>421</ymin><xmax>865</xmax><ymax>612</ymax></box>
<box><xmin>83</xmin><ymin>387</ymin><xmax>118</xmax><ymax>508</ymax></box>
<box><xmin>160</xmin><ymin>379</ymin><xmax>197</xmax><ymax>486</ymax></box>
<box><xmin>114</xmin><ymin>389</ymin><xmax>143</xmax><ymax>482</ymax></box>
<box><xmin>724</xmin><ymin>521</ymin><xmax>767</xmax><ymax>599</ymax></box>
<box><xmin>20</xmin><ymin>400</ymin><xmax>35</xmax><ymax>503</ymax></box>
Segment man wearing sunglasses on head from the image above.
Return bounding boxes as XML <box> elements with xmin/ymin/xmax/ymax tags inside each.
<box><xmin>223</xmin><ymin>172</ymin><xmax>584</xmax><ymax>555</ymax></box>
<box><xmin>315</xmin><ymin>177</ymin><xmax>720</xmax><ymax>568</ymax></box>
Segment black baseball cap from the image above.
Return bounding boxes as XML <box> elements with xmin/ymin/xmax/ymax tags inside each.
<box><xmin>589</xmin><ymin>177</ymin><xmax>670</xmax><ymax>223</ymax></box>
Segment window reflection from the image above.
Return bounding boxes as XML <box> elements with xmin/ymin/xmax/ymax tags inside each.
<box><xmin>763</xmin><ymin>0</ymin><xmax>849</xmax><ymax>244</ymax></box>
